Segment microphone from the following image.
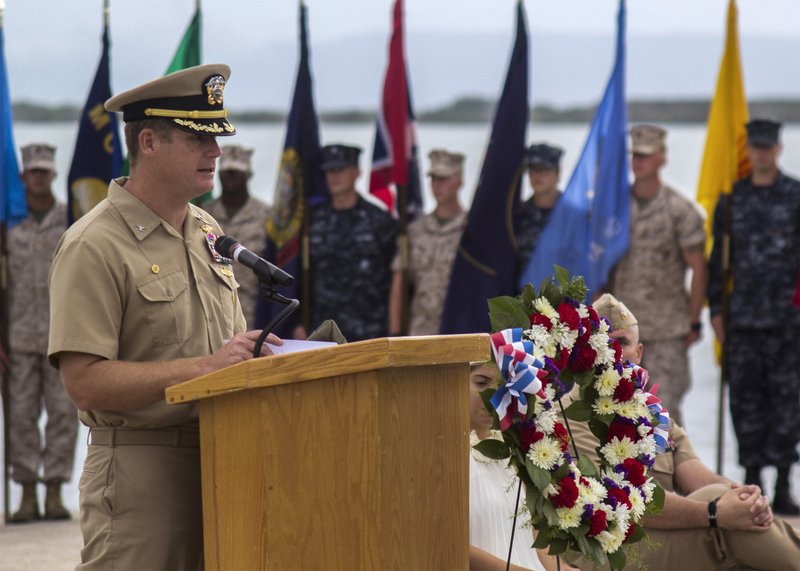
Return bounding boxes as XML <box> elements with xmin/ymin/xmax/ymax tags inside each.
<box><xmin>214</xmin><ymin>236</ymin><xmax>294</xmax><ymax>287</ymax></box>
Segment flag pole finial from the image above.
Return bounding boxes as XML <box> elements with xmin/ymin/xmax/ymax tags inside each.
<box><xmin>103</xmin><ymin>0</ymin><xmax>109</xmax><ymax>27</ymax></box>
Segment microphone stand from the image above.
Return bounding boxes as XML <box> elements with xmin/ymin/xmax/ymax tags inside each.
<box><xmin>253</xmin><ymin>279</ymin><xmax>299</xmax><ymax>358</ymax></box>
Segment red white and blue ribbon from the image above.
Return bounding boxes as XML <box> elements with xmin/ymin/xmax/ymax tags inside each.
<box><xmin>633</xmin><ymin>364</ymin><xmax>670</xmax><ymax>455</ymax></box>
<box><xmin>489</xmin><ymin>329</ymin><xmax>548</xmax><ymax>431</ymax></box>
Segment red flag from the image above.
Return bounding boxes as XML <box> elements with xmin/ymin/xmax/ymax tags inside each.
<box><xmin>369</xmin><ymin>0</ymin><xmax>422</xmax><ymax>220</ymax></box>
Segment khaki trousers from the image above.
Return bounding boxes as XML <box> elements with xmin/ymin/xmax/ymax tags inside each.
<box><xmin>77</xmin><ymin>434</ymin><xmax>203</xmax><ymax>571</ymax></box>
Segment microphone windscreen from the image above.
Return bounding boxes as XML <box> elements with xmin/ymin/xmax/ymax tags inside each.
<box><xmin>214</xmin><ymin>235</ymin><xmax>237</xmax><ymax>257</ymax></box>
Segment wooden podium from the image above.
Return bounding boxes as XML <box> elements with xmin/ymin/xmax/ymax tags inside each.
<box><xmin>166</xmin><ymin>334</ymin><xmax>489</xmax><ymax>570</ymax></box>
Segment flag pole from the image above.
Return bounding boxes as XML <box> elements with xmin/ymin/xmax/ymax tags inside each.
<box><xmin>716</xmin><ymin>194</ymin><xmax>732</xmax><ymax>474</ymax></box>
<box><xmin>0</xmin><ymin>0</ymin><xmax>11</xmax><ymax>525</ymax></box>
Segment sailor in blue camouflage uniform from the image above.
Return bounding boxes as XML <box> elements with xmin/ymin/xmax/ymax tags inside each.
<box><xmin>515</xmin><ymin>143</ymin><xmax>563</xmax><ymax>273</ymax></box>
<box><xmin>708</xmin><ymin>118</ymin><xmax>800</xmax><ymax>516</ymax></box>
<box><xmin>307</xmin><ymin>144</ymin><xmax>399</xmax><ymax>342</ymax></box>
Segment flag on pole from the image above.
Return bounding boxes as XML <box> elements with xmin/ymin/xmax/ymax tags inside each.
<box><xmin>66</xmin><ymin>4</ymin><xmax>123</xmax><ymax>224</ymax></box>
<box><xmin>520</xmin><ymin>0</ymin><xmax>629</xmax><ymax>295</ymax></box>
<box><xmin>696</xmin><ymin>0</ymin><xmax>750</xmax><ymax>252</ymax></box>
<box><xmin>165</xmin><ymin>4</ymin><xmax>201</xmax><ymax>75</ymax></box>
<box><xmin>257</xmin><ymin>1</ymin><xmax>326</xmax><ymax>336</ymax></box>
<box><xmin>368</xmin><ymin>0</ymin><xmax>423</xmax><ymax>222</ymax></box>
<box><xmin>439</xmin><ymin>0</ymin><xmax>528</xmax><ymax>335</ymax></box>
<box><xmin>0</xmin><ymin>20</ymin><xmax>25</xmax><ymax>227</ymax></box>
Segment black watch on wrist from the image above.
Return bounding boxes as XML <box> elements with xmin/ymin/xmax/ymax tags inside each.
<box><xmin>691</xmin><ymin>321</ymin><xmax>702</xmax><ymax>332</ymax></box>
<box><xmin>707</xmin><ymin>498</ymin><xmax>719</xmax><ymax>528</ymax></box>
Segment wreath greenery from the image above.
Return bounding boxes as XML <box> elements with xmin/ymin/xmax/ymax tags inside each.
<box><xmin>474</xmin><ymin>267</ymin><xmax>667</xmax><ymax>570</ymax></box>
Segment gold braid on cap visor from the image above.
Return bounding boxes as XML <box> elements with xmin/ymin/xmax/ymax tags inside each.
<box><xmin>143</xmin><ymin>108</ymin><xmax>229</xmax><ymax>119</ymax></box>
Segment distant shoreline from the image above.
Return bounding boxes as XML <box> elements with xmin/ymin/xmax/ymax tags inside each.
<box><xmin>13</xmin><ymin>97</ymin><xmax>799</xmax><ymax>124</ymax></box>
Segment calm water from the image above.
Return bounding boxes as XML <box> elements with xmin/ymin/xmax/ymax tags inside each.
<box><xmin>3</xmin><ymin>121</ymin><xmax>799</xmax><ymax>512</ymax></box>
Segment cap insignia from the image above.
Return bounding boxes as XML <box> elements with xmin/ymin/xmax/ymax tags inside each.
<box><xmin>205</xmin><ymin>75</ymin><xmax>226</xmax><ymax>106</ymax></box>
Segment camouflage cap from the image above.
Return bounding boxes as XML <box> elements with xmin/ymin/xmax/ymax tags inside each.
<box><xmin>105</xmin><ymin>63</ymin><xmax>236</xmax><ymax>137</ymax></box>
<box><xmin>428</xmin><ymin>148</ymin><xmax>465</xmax><ymax>177</ymax></box>
<box><xmin>21</xmin><ymin>143</ymin><xmax>56</xmax><ymax>172</ymax></box>
<box><xmin>524</xmin><ymin>143</ymin><xmax>563</xmax><ymax>169</ymax></box>
<box><xmin>593</xmin><ymin>293</ymin><xmax>638</xmax><ymax>332</ymax></box>
<box><xmin>630</xmin><ymin>124</ymin><xmax>667</xmax><ymax>155</ymax></box>
<box><xmin>219</xmin><ymin>144</ymin><xmax>253</xmax><ymax>173</ymax></box>
<box><xmin>745</xmin><ymin>118</ymin><xmax>782</xmax><ymax>148</ymax></box>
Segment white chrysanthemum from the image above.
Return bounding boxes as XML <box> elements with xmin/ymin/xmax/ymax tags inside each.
<box><xmin>588</xmin><ymin>477</ymin><xmax>609</xmax><ymax>502</ymax></box>
<box><xmin>543</xmin><ymin>384</ymin><xmax>556</xmax><ymax>402</ymax></box>
<box><xmin>637</xmin><ymin>423</ymin><xmax>652</xmax><ymax>438</ymax></box>
<box><xmin>593</xmin><ymin>396</ymin><xmax>616</xmax><ymax>415</ymax></box>
<box><xmin>537</xmin><ymin>408</ymin><xmax>557</xmax><ymax>434</ymax></box>
<box><xmin>638</xmin><ymin>435</ymin><xmax>656</xmax><ymax>458</ymax></box>
<box><xmin>579</xmin><ymin>476</ymin><xmax>606</xmax><ymax>505</ymax></box>
<box><xmin>598</xmin><ymin>318</ymin><xmax>611</xmax><ymax>334</ymax></box>
<box><xmin>551</xmin><ymin>322</ymin><xmax>578</xmax><ymax>351</ymax></box>
<box><xmin>633</xmin><ymin>391</ymin><xmax>648</xmax><ymax>406</ymax></box>
<box><xmin>601</xmin><ymin>469</ymin><xmax>627</xmax><ymax>489</ymax></box>
<box><xmin>642</xmin><ymin>480</ymin><xmax>656</xmax><ymax>502</ymax></box>
<box><xmin>601</xmin><ymin>436</ymin><xmax>638</xmax><ymax>465</ymax></box>
<box><xmin>589</xmin><ymin>331</ymin><xmax>610</xmax><ymax>352</ymax></box>
<box><xmin>621</xmin><ymin>366</ymin><xmax>633</xmax><ymax>379</ymax></box>
<box><xmin>578</xmin><ymin>304</ymin><xmax>590</xmax><ymax>319</ymax></box>
<box><xmin>534</xmin><ymin>298</ymin><xmax>559</xmax><ymax>320</ymax></box>
<box><xmin>544</xmin><ymin>483</ymin><xmax>559</xmax><ymax>497</ymax></box>
<box><xmin>595</xmin><ymin>529</ymin><xmax>624</xmax><ymax>554</ymax></box>
<box><xmin>596</xmin><ymin>368</ymin><xmax>621</xmax><ymax>396</ymax></box>
<box><xmin>629</xmin><ymin>487</ymin><xmax>646</xmax><ymax>519</ymax></box>
<box><xmin>528</xmin><ymin>437</ymin><xmax>563</xmax><ymax>470</ymax></box>
<box><xmin>617</xmin><ymin>401</ymin><xmax>639</xmax><ymax>420</ymax></box>
<box><xmin>555</xmin><ymin>505</ymin><xmax>584</xmax><ymax>529</ymax></box>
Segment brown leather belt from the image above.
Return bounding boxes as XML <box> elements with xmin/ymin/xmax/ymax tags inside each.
<box><xmin>89</xmin><ymin>427</ymin><xmax>200</xmax><ymax>448</ymax></box>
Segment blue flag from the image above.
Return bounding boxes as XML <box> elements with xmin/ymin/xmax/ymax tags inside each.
<box><xmin>439</xmin><ymin>0</ymin><xmax>528</xmax><ymax>334</ymax></box>
<box><xmin>0</xmin><ymin>26</ymin><xmax>26</xmax><ymax>226</ymax></box>
<box><xmin>67</xmin><ymin>21</ymin><xmax>123</xmax><ymax>224</ymax></box>
<box><xmin>520</xmin><ymin>0</ymin><xmax>629</xmax><ymax>294</ymax></box>
<box><xmin>257</xmin><ymin>3</ymin><xmax>327</xmax><ymax>336</ymax></box>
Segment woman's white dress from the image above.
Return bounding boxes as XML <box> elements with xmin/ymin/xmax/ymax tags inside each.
<box><xmin>470</xmin><ymin>431</ymin><xmax>545</xmax><ymax>571</ymax></box>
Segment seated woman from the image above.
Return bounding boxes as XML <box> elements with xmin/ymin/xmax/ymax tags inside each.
<box><xmin>468</xmin><ymin>362</ymin><xmax>577</xmax><ymax>571</ymax></box>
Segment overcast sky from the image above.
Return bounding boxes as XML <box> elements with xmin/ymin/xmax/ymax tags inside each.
<box><xmin>3</xmin><ymin>0</ymin><xmax>799</xmax><ymax>109</ymax></box>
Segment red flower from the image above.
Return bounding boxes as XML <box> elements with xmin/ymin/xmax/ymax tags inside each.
<box><xmin>578</xmin><ymin>318</ymin><xmax>593</xmax><ymax>343</ymax></box>
<box><xmin>586</xmin><ymin>509</ymin><xmax>608</xmax><ymax>537</ymax></box>
<box><xmin>613</xmin><ymin>378</ymin><xmax>635</xmax><ymax>402</ymax></box>
<box><xmin>606</xmin><ymin>487</ymin><xmax>632</xmax><ymax>510</ymax></box>
<box><xmin>587</xmin><ymin>306</ymin><xmax>600</xmax><ymax>323</ymax></box>
<box><xmin>557</xmin><ymin>303</ymin><xmax>581</xmax><ymax>330</ymax></box>
<box><xmin>553</xmin><ymin>348</ymin><xmax>570</xmax><ymax>372</ymax></box>
<box><xmin>551</xmin><ymin>476</ymin><xmax>579</xmax><ymax>509</ymax></box>
<box><xmin>569</xmin><ymin>344</ymin><xmax>597</xmax><ymax>372</ymax></box>
<box><xmin>622</xmin><ymin>459</ymin><xmax>647</xmax><ymax>487</ymax></box>
<box><xmin>553</xmin><ymin>422</ymin><xmax>570</xmax><ymax>452</ymax></box>
<box><xmin>611</xmin><ymin>338</ymin><xmax>623</xmax><ymax>363</ymax></box>
<box><xmin>607</xmin><ymin>419</ymin><xmax>638</xmax><ymax>442</ymax></box>
<box><xmin>519</xmin><ymin>424</ymin><xmax>544</xmax><ymax>452</ymax></box>
<box><xmin>623</xmin><ymin>523</ymin><xmax>636</xmax><ymax>543</ymax></box>
<box><xmin>530</xmin><ymin>313</ymin><xmax>553</xmax><ymax>331</ymax></box>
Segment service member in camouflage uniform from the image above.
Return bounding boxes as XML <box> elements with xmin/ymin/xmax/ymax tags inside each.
<box><xmin>561</xmin><ymin>294</ymin><xmax>800</xmax><ymax>571</ymax></box>
<box><xmin>708</xmin><ymin>119</ymin><xmax>800</xmax><ymax>516</ymax></box>
<box><xmin>203</xmin><ymin>145</ymin><xmax>270</xmax><ymax>325</ymax></box>
<box><xmin>304</xmin><ymin>144</ymin><xmax>398</xmax><ymax>342</ymax></box>
<box><xmin>7</xmin><ymin>143</ymin><xmax>76</xmax><ymax>523</ymax></box>
<box><xmin>389</xmin><ymin>149</ymin><xmax>467</xmax><ymax>336</ymax></box>
<box><xmin>516</xmin><ymin>143</ymin><xmax>563</xmax><ymax>272</ymax></box>
<box><xmin>608</xmin><ymin>125</ymin><xmax>707</xmax><ymax>427</ymax></box>
<box><xmin>48</xmin><ymin>65</ymin><xmax>281</xmax><ymax>569</ymax></box>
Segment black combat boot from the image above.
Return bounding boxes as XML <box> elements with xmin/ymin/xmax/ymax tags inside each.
<box><xmin>744</xmin><ymin>465</ymin><xmax>762</xmax><ymax>489</ymax></box>
<box><xmin>773</xmin><ymin>467</ymin><xmax>800</xmax><ymax>516</ymax></box>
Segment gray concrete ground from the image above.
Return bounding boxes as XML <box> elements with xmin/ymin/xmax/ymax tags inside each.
<box><xmin>1</xmin><ymin>322</ymin><xmax>799</xmax><ymax>569</ymax></box>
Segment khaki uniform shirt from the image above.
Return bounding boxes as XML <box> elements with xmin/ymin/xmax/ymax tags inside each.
<box><xmin>610</xmin><ymin>185</ymin><xmax>705</xmax><ymax>341</ymax></box>
<box><xmin>48</xmin><ymin>179</ymin><xmax>246</xmax><ymax>430</ymax></box>
<box><xmin>203</xmin><ymin>195</ymin><xmax>270</xmax><ymax>325</ymax></box>
<box><xmin>393</xmin><ymin>210</ymin><xmax>468</xmax><ymax>336</ymax></box>
<box><xmin>8</xmin><ymin>201</ymin><xmax>67</xmax><ymax>354</ymax></box>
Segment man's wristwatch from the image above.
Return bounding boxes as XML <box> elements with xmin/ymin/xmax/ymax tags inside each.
<box><xmin>691</xmin><ymin>321</ymin><xmax>702</xmax><ymax>332</ymax></box>
<box><xmin>707</xmin><ymin>497</ymin><xmax>719</xmax><ymax>528</ymax></box>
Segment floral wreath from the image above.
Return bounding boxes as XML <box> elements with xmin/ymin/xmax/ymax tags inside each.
<box><xmin>475</xmin><ymin>267</ymin><xmax>669</xmax><ymax>570</ymax></box>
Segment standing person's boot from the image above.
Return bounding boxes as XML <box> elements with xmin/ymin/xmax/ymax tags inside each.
<box><xmin>10</xmin><ymin>482</ymin><xmax>41</xmax><ymax>523</ymax></box>
<box><xmin>773</xmin><ymin>466</ymin><xmax>800</xmax><ymax>516</ymax></box>
<box><xmin>744</xmin><ymin>465</ymin><xmax>762</xmax><ymax>488</ymax></box>
<box><xmin>44</xmin><ymin>480</ymin><xmax>71</xmax><ymax>520</ymax></box>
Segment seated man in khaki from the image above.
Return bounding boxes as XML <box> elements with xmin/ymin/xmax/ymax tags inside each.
<box><xmin>562</xmin><ymin>294</ymin><xmax>800</xmax><ymax>570</ymax></box>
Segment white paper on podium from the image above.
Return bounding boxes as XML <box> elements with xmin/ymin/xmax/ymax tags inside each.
<box><xmin>265</xmin><ymin>339</ymin><xmax>336</xmax><ymax>356</ymax></box>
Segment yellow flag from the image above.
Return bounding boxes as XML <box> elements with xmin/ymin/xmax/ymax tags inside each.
<box><xmin>696</xmin><ymin>0</ymin><xmax>751</xmax><ymax>253</ymax></box>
